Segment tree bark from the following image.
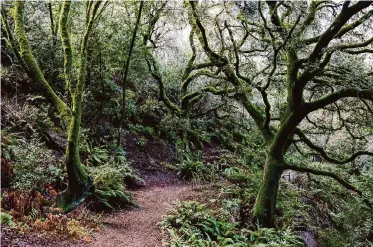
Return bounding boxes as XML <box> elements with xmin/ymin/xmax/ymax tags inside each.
<box><xmin>58</xmin><ymin>0</ymin><xmax>103</xmax><ymax>212</ymax></box>
<box><xmin>14</xmin><ymin>2</ymin><xmax>71</xmax><ymax>127</ymax></box>
<box><xmin>13</xmin><ymin>1</ymin><xmax>95</xmax><ymax>212</ymax></box>
<box><xmin>253</xmin><ymin>151</ymin><xmax>284</xmax><ymax>227</ymax></box>
<box><xmin>117</xmin><ymin>1</ymin><xmax>144</xmax><ymax>147</ymax></box>
<box><xmin>59</xmin><ymin>101</ymin><xmax>93</xmax><ymax>213</ymax></box>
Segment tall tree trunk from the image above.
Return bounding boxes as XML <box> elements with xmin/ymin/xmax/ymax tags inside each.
<box><xmin>253</xmin><ymin>151</ymin><xmax>284</xmax><ymax>227</ymax></box>
<box><xmin>59</xmin><ymin>97</ymin><xmax>93</xmax><ymax>212</ymax></box>
<box><xmin>13</xmin><ymin>2</ymin><xmax>71</xmax><ymax>126</ymax></box>
<box><xmin>58</xmin><ymin>0</ymin><xmax>104</xmax><ymax>212</ymax></box>
<box><xmin>252</xmin><ymin>113</ymin><xmax>299</xmax><ymax>227</ymax></box>
<box><xmin>12</xmin><ymin>1</ymin><xmax>98</xmax><ymax>212</ymax></box>
<box><xmin>57</xmin><ymin>0</ymin><xmax>96</xmax><ymax>212</ymax></box>
<box><xmin>117</xmin><ymin>1</ymin><xmax>144</xmax><ymax>147</ymax></box>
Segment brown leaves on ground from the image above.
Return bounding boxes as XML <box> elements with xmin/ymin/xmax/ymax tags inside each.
<box><xmin>1</xmin><ymin>188</ymin><xmax>101</xmax><ymax>245</ymax></box>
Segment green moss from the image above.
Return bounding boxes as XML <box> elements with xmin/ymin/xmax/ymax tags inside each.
<box><xmin>253</xmin><ymin>154</ymin><xmax>283</xmax><ymax>227</ymax></box>
<box><xmin>58</xmin><ymin>177</ymin><xmax>94</xmax><ymax>212</ymax></box>
<box><xmin>59</xmin><ymin>0</ymin><xmax>74</xmax><ymax>93</ymax></box>
<box><xmin>14</xmin><ymin>1</ymin><xmax>98</xmax><ymax>212</ymax></box>
<box><xmin>14</xmin><ymin>2</ymin><xmax>72</xmax><ymax>127</ymax></box>
<box><xmin>1</xmin><ymin>8</ymin><xmax>27</xmax><ymax>70</ymax></box>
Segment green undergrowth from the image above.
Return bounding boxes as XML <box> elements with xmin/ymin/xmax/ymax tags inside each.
<box><xmin>1</xmin><ymin>130</ymin><xmax>65</xmax><ymax>191</ymax></box>
<box><xmin>160</xmin><ymin>201</ymin><xmax>304</xmax><ymax>247</ymax></box>
<box><xmin>176</xmin><ymin>155</ymin><xmax>218</xmax><ymax>183</ymax></box>
<box><xmin>165</xmin><ymin>149</ymin><xmax>373</xmax><ymax>247</ymax></box>
<box><xmin>161</xmin><ymin>151</ymin><xmax>307</xmax><ymax>246</ymax></box>
<box><xmin>89</xmin><ymin>161</ymin><xmax>140</xmax><ymax>211</ymax></box>
<box><xmin>1</xmin><ymin>125</ymin><xmax>141</xmax><ymax>239</ymax></box>
<box><xmin>87</xmin><ymin>147</ymin><xmax>143</xmax><ymax>210</ymax></box>
<box><xmin>305</xmin><ymin>172</ymin><xmax>373</xmax><ymax>247</ymax></box>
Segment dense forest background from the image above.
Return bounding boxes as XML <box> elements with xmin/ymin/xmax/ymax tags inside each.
<box><xmin>1</xmin><ymin>1</ymin><xmax>373</xmax><ymax>246</ymax></box>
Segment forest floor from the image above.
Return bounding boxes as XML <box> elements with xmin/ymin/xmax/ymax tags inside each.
<box><xmin>92</xmin><ymin>167</ymin><xmax>217</xmax><ymax>247</ymax></box>
<box><xmin>93</xmin><ymin>183</ymin><xmax>195</xmax><ymax>247</ymax></box>
<box><xmin>1</xmin><ymin>132</ymin><xmax>220</xmax><ymax>247</ymax></box>
<box><xmin>1</xmin><ymin>174</ymin><xmax>213</xmax><ymax>247</ymax></box>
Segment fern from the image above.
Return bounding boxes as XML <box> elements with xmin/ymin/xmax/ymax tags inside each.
<box><xmin>176</xmin><ymin>156</ymin><xmax>215</xmax><ymax>182</ymax></box>
<box><xmin>249</xmin><ymin>228</ymin><xmax>304</xmax><ymax>247</ymax></box>
<box><xmin>160</xmin><ymin>201</ymin><xmax>249</xmax><ymax>246</ymax></box>
<box><xmin>89</xmin><ymin>162</ymin><xmax>140</xmax><ymax>210</ymax></box>
<box><xmin>223</xmin><ymin>167</ymin><xmax>251</xmax><ymax>185</ymax></box>
<box><xmin>1</xmin><ymin>212</ymin><xmax>16</xmax><ymax>227</ymax></box>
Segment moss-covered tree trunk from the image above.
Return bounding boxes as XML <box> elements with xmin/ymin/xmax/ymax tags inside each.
<box><xmin>13</xmin><ymin>2</ymin><xmax>72</xmax><ymax>126</ymax></box>
<box><xmin>59</xmin><ymin>93</ymin><xmax>93</xmax><ymax>212</ymax></box>
<box><xmin>58</xmin><ymin>0</ymin><xmax>102</xmax><ymax>212</ymax></box>
<box><xmin>13</xmin><ymin>1</ymin><xmax>101</xmax><ymax>212</ymax></box>
<box><xmin>253</xmin><ymin>110</ymin><xmax>303</xmax><ymax>227</ymax></box>
<box><xmin>253</xmin><ymin>151</ymin><xmax>284</xmax><ymax>227</ymax></box>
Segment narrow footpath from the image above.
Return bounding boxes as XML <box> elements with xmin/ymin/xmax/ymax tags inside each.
<box><xmin>92</xmin><ymin>184</ymin><xmax>196</xmax><ymax>247</ymax></box>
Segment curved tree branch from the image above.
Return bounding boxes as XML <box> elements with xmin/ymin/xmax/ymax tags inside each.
<box><xmin>187</xmin><ymin>0</ymin><xmax>274</xmax><ymax>143</ymax></box>
<box><xmin>1</xmin><ymin>7</ymin><xmax>28</xmax><ymax>70</ymax></box>
<box><xmin>305</xmin><ymin>88</ymin><xmax>373</xmax><ymax>113</ymax></box>
<box><xmin>285</xmin><ymin>164</ymin><xmax>363</xmax><ymax>196</ymax></box>
<box><xmin>14</xmin><ymin>2</ymin><xmax>72</xmax><ymax>127</ymax></box>
<box><xmin>286</xmin><ymin>163</ymin><xmax>372</xmax><ymax>209</ymax></box>
<box><xmin>295</xmin><ymin>128</ymin><xmax>373</xmax><ymax>165</ymax></box>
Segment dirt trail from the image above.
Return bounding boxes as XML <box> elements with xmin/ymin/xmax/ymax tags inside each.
<box><xmin>93</xmin><ymin>184</ymin><xmax>195</xmax><ymax>247</ymax></box>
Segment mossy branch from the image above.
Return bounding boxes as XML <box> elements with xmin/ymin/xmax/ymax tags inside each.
<box><xmin>295</xmin><ymin>129</ymin><xmax>373</xmax><ymax>165</ymax></box>
<box><xmin>140</xmin><ymin>2</ymin><xmax>181</xmax><ymax>115</ymax></box>
<box><xmin>335</xmin><ymin>36</ymin><xmax>373</xmax><ymax>51</ymax></box>
<box><xmin>1</xmin><ymin>7</ymin><xmax>28</xmax><ymax>70</ymax></box>
<box><xmin>307</xmin><ymin>2</ymin><xmax>371</xmax><ymax>63</ymax></box>
<box><xmin>144</xmin><ymin>48</ymin><xmax>181</xmax><ymax>115</ymax></box>
<box><xmin>59</xmin><ymin>0</ymin><xmax>74</xmax><ymax>94</ymax></box>
<box><xmin>225</xmin><ymin>21</ymin><xmax>251</xmax><ymax>85</ymax></box>
<box><xmin>181</xmin><ymin>26</ymin><xmax>197</xmax><ymax>83</ymax></box>
<box><xmin>303</xmin><ymin>8</ymin><xmax>373</xmax><ymax>45</ymax></box>
<box><xmin>286</xmin><ymin>164</ymin><xmax>359</xmax><ymax>194</ymax></box>
<box><xmin>181</xmin><ymin>69</ymin><xmax>226</xmax><ymax>96</ymax></box>
<box><xmin>181</xmin><ymin>86</ymin><xmax>234</xmax><ymax>110</ymax></box>
<box><xmin>286</xmin><ymin>163</ymin><xmax>372</xmax><ymax>209</ymax></box>
<box><xmin>73</xmin><ymin>0</ymin><xmax>104</xmax><ymax>111</ymax></box>
<box><xmin>187</xmin><ymin>1</ymin><xmax>226</xmax><ymax>65</ymax></box>
<box><xmin>186</xmin><ymin>0</ymin><xmax>273</xmax><ymax>142</ymax></box>
<box><xmin>13</xmin><ymin>1</ymin><xmax>72</xmax><ymax>127</ymax></box>
<box><xmin>305</xmin><ymin>88</ymin><xmax>373</xmax><ymax>113</ymax></box>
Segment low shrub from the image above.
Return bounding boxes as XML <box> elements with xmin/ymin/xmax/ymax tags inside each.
<box><xmin>137</xmin><ymin>136</ymin><xmax>147</xmax><ymax>148</ymax></box>
<box><xmin>1</xmin><ymin>212</ymin><xmax>16</xmax><ymax>227</ymax></box>
<box><xmin>313</xmin><ymin>172</ymin><xmax>373</xmax><ymax>247</ymax></box>
<box><xmin>113</xmin><ymin>147</ymin><xmax>127</xmax><ymax>163</ymax></box>
<box><xmin>160</xmin><ymin>201</ymin><xmax>249</xmax><ymax>246</ymax></box>
<box><xmin>1</xmin><ymin>96</ymin><xmax>53</xmax><ymax>134</ymax></box>
<box><xmin>249</xmin><ymin>227</ymin><xmax>305</xmax><ymax>247</ymax></box>
<box><xmin>129</xmin><ymin>124</ymin><xmax>155</xmax><ymax>137</ymax></box>
<box><xmin>80</xmin><ymin>139</ymin><xmax>110</xmax><ymax>166</ymax></box>
<box><xmin>223</xmin><ymin>167</ymin><xmax>251</xmax><ymax>185</ymax></box>
<box><xmin>276</xmin><ymin>182</ymin><xmax>310</xmax><ymax>228</ymax></box>
<box><xmin>219</xmin><ymin>166</ymin><xmax>262</xmax><ymax>224</ymax></box>
<box><xmin>161</xmin><ymin>201</ymin><xmax>305</xmax><ymax>247</ymax></box>
<box><xmin>176</xmin><ymin>157</ymin><xmax>216</xmax><ymax>183</ymax></box>
<box><xmin>7</xmin><ymin>134</ymin><xmax>64</xmax><ymax>191</ymax></box>
<box><xmin>89</xmin><ymin>162</ymin><xmax>141</xmax><ymax>210</ymax></box>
